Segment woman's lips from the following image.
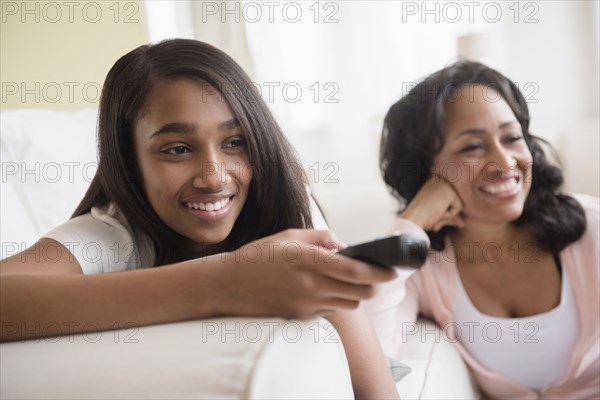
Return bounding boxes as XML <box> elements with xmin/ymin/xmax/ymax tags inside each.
<box><xmin>479</xmin><ymin>177</ymin><xmax>521</xmax><ymax>197</ymax></box>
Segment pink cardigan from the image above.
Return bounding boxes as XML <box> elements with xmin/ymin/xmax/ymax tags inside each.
<box><xmin>365</xmin><ymin>194</ymin><xmax>599</xmax><ymax>399</ymax></box>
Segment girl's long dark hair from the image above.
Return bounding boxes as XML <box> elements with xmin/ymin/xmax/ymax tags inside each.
<box><xmin>74</xmin><ymin>39</ymin><xmax>313</xmax><ymax>266</ymax></box>
<box><xmin>380</xmin><ymin>60</ymin><xmax>586</xmax><ymax>253</ymax></box>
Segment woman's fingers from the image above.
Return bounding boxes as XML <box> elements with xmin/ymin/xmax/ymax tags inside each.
<box><xmin>401</xmin><ymin>176</ymin><xmax>465</xmax><ymax>231</ymax></box>
<box><xmin>432</xmin><ymin>209</ymin><xmax>466</xmax><ymax>232</ymax></box>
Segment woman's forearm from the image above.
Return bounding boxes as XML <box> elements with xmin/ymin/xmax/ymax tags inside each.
<box><xmin>328</xmin><ymin>309</ymin><xmax>399</xmax><ymax>400</ymax></box>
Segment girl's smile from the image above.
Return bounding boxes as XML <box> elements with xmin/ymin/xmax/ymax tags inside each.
<box><xmin>134</xmin><ymin>78</ymin><xmax>252</xmax><ymax>245</ymax></box>
<box><xmin>183</xmin><ymin>194</ymin><xmax>235</xmax><ymax>220</ymax></box>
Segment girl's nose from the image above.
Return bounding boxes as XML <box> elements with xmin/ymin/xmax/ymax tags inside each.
<box><xmin>192</xmin><ymin>150</ymin><xmax>231</xmax><ymax>190</ymax></box>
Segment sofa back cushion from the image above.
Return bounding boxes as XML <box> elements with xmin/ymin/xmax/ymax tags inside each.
<box><xmin>1</xmin><ymin>109</ymin><xmax>98</xmax><ymax>257</ymax></box>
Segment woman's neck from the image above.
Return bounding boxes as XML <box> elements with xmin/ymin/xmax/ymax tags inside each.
<box><xmin>451</xmin><ymin>221</ymin><xmax>519</xmax><ymax>248</ymax></box>
<box><xmin>448</xmin><ymin>220</ymin><xmax>536</xmax><ymax>265</ymax></box>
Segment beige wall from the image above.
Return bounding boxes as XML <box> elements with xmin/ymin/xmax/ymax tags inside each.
<box><xmin>1</xmin><ymin>0</ymin><xmax>148</xmax><ymax>110</ymax></box>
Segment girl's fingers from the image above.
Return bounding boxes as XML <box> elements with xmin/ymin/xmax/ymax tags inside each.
<box><xmin>280</xmin><ymin>229</ymin><xmax>347</xmax><ymax>250</ymax></box>
<box><xmin>322</xmin><ymin>252</ymin><xmax>397</xmax><ymax>284</ymax></box>
<box><xmin>315</xmin><ymin>275</ymin><xmax>376</xmax><ymax>301</ymax></box>
<box><xmin>315</xmin><ymin>298</ymin><xmax>361</xmax><ymax>314</ymax></box>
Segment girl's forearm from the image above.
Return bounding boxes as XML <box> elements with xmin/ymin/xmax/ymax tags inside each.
<box><xmin>0</xmin><ymin>257</ymin><xmax>226</xmax><ymax>342</ymax></box>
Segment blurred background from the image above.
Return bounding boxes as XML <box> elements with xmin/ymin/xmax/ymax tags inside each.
<box><xmin>2</xmin><ymin>0</ymin><xmax>599</xmax><ymax>244</ymax></box>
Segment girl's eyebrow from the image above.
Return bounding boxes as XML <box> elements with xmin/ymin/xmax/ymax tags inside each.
<box><xmin>150</xmin><ymin>122</ymin><xmax>196</xmax><ymax>138</ymax></box>
<box><xmin>150</xmin><ymin>119</ymin><xmax>240</xmax><ymax>139</ymax></box>
<box><xmin>220</xmin><ymin>118</ymin><xmax>240</xmax><ymax>130</ymax></box>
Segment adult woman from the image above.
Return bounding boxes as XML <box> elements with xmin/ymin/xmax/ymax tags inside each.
<box><xmin>368</xmin><ymin>60</ymin><xmax>599</xmax><ymax>397</ymax></box>
<box><xmin>0</xmin><ymin>39</ymin><xmax>398</xmax><ymax>398</ymax></box>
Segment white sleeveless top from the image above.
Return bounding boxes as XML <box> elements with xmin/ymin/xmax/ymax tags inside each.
<box><xmin>43</xmin><ymin>196</ymin><xmax>329</xmax><ymax>275</ymax></box>
<box><xmin>453</xmin><ymin>268</ymin><xmax>580</xmax><ymax>390</ymax></box>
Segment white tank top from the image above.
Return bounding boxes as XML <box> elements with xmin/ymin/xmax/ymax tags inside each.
<box><xmin>453</xmin><ymin>268</ymin><xmax>579</xmax><ymax>390</ymax></box>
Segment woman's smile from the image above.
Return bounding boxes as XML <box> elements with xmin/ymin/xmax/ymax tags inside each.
<box><xmin>434</xmin><ymin>85</ymin><xmax>533</xmax><ymax>224</ymax></box>
<box><xmin>479</xmin><ymin>176</ymin><xmax>521</xmax><ymax>197</ymax></box>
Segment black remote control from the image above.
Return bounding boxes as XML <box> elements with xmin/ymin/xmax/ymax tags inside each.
<box><xmin>338</xmin><ymin>234</ymin><xmax>428</xmax><ymax>269</ymax></box>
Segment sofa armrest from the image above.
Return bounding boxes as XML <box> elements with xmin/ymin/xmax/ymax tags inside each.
<box><xmin>1</xmin><ymin>317</ymin><xmax>353</xmax><ymax>399</ymax></box>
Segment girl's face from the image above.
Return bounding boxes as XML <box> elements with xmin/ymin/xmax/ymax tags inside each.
<box><xmin>433</xmin><ymin>85</ymin><xmax>533</xmax><ymax>225</ymax></box>
<box><xmin>134</xmin><ymin>78</ymin><xmax>252</xmax><ymax>245</ymax></box>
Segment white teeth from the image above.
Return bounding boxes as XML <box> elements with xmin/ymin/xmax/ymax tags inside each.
<box><xmin>482</xmin><ymin>179</ymin><xmax>518</xmax><ymax>194</ymax></box>
<box><xmin>185</xmin><ymin>197</ymin><xmax>230</xmax><ymax>212</ymax></box>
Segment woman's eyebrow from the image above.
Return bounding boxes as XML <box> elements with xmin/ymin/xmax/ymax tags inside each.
<box><xmin>150</xmin><ymin>122</ymin><xmax>196</xmax><ymax>138</ymax></box>
<box><xmin>499</xmin><ymin>120</ymin><xmax>520</xmax><ymax>129</ymax></box>
<box><xmin>457</xmin><ymin>128</ymin><xmax>485</xmax><ymax>137</ymax></box>
<box><xmin>456</xmin><ymin>120</ymin><xmax>520</xmax><ymax>138</ymax></box>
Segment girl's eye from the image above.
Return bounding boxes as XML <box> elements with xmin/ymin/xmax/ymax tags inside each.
<box><xmin>163</xmin><ymin>145</ymin><xmax>191</xmax><ymax>155</ymax></box>
<box><xmin>223</xmin><ymin>137</ymin><xmax>246</xmax><ymax>149</ymax></box>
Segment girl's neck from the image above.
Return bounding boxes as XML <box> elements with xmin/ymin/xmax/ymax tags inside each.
<box><xmin>183</xmin><ymin>239</ymin><xmax>232</xmax><ymax>260</ymax></box>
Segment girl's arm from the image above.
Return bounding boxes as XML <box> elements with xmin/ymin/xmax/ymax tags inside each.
<box><xmin>1</xmin><ymin>230</ymin><xmax>396</xmax><ymax>342</ymax></box>
<box><xmin>328</xmin><ymin>309</ymin><xmax>400</xmax><ymax>400</ymax></box>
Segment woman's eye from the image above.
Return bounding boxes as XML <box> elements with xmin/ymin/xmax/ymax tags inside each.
<box><xmin>163</xmin><ymin>145</ymin><xmax>191</xmax><ymax>155</ymax></box>
<box><xmin>223</xmin><ymin>137</ymin><xmax>246</xmax><ymax>149</ymax></box>
<box><xmin>508</xmin><ymin>135</ymin><xmax>524</xmax><ymax>143</ymax></box>
<box><xmin>459</xmin><ymin>143</ymin><xmax>481</xmax><ymax>153</ymax></box>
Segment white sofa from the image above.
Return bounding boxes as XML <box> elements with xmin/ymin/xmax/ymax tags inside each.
<box><xmin>0</xmin><ymin>317</ymin><xmax>354</xmax><ymax>399</ymax></box>
<box><xmin>0</xmin><ymin>109</ymin><xmax>479</xmax><ymax>399</ymax></box>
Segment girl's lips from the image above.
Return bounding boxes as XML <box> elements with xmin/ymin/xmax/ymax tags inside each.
<box><xmin>185</xmin><ymin>196</ymin><xmax>231</xmax><ymax>211</ymax></box>
<box><xmin>182</xmin><ymin>195</ymin><xmax>235</xmax><ymax>220</ymax></box>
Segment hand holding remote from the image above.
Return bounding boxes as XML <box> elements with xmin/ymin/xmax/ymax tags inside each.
<box><xmin>338</xmin><ymin>234</ymin><xmax>428</xmax><ymax>269</ymax></box>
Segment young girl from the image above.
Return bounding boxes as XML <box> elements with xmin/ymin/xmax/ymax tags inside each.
<box><xmin>368</xmin><ymin>60</ymin><xmax>599</xmax><ymax>398</ymax></box>
<box><xmin>1</xmin><ymin>39</ymin><xmax>399</xmax><ymax>399</ymax></box>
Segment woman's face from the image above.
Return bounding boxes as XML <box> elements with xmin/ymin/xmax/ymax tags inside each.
<box><xmin>134</xmin><ymin>78</ymin><xmax>252</xmax><ymax>245</ymax></box>
<box><xmin>433</xmin><ymin>84</ymin><xmax>533</xmax><ymax>225</ymax></box>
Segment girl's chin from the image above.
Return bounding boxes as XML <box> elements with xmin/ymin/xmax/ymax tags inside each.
<box><xmin>177</xmin><ymin>226</ymin><xmax>234</xmax><ymax>248</ymax></box>
<box><xmin>191</xmin><ymin>234</ymin><xmax>229</xmax><ymax>246</ymax></box>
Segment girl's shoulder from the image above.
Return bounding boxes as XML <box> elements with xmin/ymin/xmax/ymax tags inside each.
<box><xmin>43</xmin><ymin>204</ymin><xmax>155</xmax><ymax>274</ymax></box>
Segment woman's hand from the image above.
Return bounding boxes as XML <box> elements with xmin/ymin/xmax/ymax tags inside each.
<box><xmin>212</xmin><ymin>229</ymin><xmax>397</xmax><ymax>320</ymax></box>
<box><xmin>401</xmin><ymin>176</ymin><xmax>465</xmax><ymax>232</ymax></box>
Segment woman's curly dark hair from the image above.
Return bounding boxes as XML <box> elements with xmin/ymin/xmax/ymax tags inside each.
<box><xmin>380</xmin><ymin>60</ymin><xmax>586</xmax><ymax>253</ymax></box>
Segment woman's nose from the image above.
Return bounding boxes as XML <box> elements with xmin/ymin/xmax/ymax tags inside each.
<box><xmin>486</xmin><ymin>143</ymin><xmax>516</xmax><ymax>179</ymax></box>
